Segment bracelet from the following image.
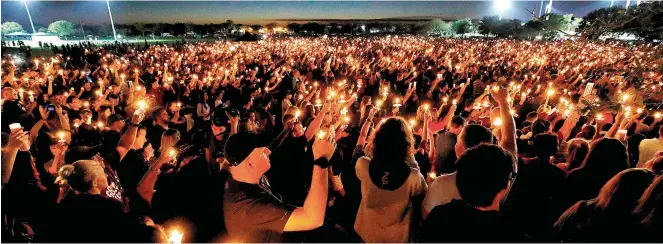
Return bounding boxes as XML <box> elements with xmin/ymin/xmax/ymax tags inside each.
<box><xmin>129</xmin><ymin>123</ymin><xmax>141</xmax><ymax>127</ymax></box>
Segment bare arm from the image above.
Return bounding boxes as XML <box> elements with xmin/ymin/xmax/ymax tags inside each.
<box><xmin>284</xmin><ymin>138</ymin><xmax>334</xmax><ymax>231</ymax></box>
<box><xmin>136</xmin><ymin>154</ymin><xmax>175</xmax><ymax>205</ymax></box>
<box><xmin>492</xmin><ymin>87</ymin><xmax>517</xmax><ymax>155</ymax></box>
<box><xmin>117</xmin><ymin>113</ymin><xmax>144</xmax><ymax>161</ymax></box>
<box><xmin>1</xmin><ymin>130</ymin><xmax>29</xmax><ymax>184</ymax></box>
<box><xmin>605</xmin><ymin>112</ymin><xmax>624</xmax><ymax>139</ymax></box>
<box><xmin>305</xmin><ymin>103</ymin><xmax>330</xmax><ymax>141</ymax></box>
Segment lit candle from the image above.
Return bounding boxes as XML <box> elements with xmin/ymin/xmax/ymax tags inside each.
<box><xmin>409</xmin><ymin>118</ymin><xmax>417</xmax><ymax>128</ymax></box>
<box><xmin>295</xmin><ymin>110</ymin><xmax>301</xmax><ymax>121</ymax></box>
<box><xmin>655</xmin><ymin>112</ymin><xmax>662</xmax><ymax>119</ymax></box>
<box><xmin>168</xmin><ymin>229</ymin><xmax>183</xmax><ymax>244</ymax></box>
<box><xmin>423</xmin><ymin>104</ymin><xmax>430</xmax><ymax>111</ymax></box>
<box><xmin>137</xmin><ymin>100</ymin><xmax>147</xmax><ymax>111</ymax></box>
<box><xmin>393</xmin><ymin>98</ymin><xmax>401</xmax><ymax>107</ymax></box>
<box><xmin>317</xmin><ymin>131</ymin><xmax>327</xmax><ymax>139</ymax></box>
<box><xmin>168</xmin><ymin>149</ymin><xmax>177</xmax><ymax>158</ymax></box>
<box><xmin>621</xmin><ymin>94</ymin><xmax>630</xmax><ymax>103</ymax></box>
<box><xmin>452</xmin><ymin>99</ymin><xmax>457</xmax><ymax>105</ymax></box>
<box><xmin>83</xmin><ymin>101</ymin><xmax>90</xmax><ymax>108</ymax></box>
<box><xmin>492</xmin><ymin>118</ymin><xmax>503</xmax><ymax>127</ymax></box>
<box><xmin>544</xmin><ymin>89</ymin><xmax>555</xmax><ymax>106</ymax></box>
<box><xmin>97</xmin><ymin>121</ymin><xmax>104</xmax><ymax>129</ymax></box>
<box><xmin>57</xmin><ymin>131</ymin><xmax>66</xmax><ymax>142</ymax></box>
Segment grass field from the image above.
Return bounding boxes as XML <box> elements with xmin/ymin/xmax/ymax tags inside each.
<box><xmin>2</xmin><ymin>37</ymin><xmax>225</xmax><ymax>57</ymax></box>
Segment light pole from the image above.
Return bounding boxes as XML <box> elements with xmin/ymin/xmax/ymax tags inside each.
<box><xmin>610</xmin><ymin>0</ymin><xmax>615</xmax><ymax>7</ymax></box>
<box><xmin>539</xmin><ymin>0</ymin><xmax>544</xmax><ymax>17</ymax></box>
<box><xmin>626</xmin><ymin>0</ymin><xmax>631</xmax><ymax>9</ymax></box>
<box><xmin>22</xmin><ymin>0</ymin><xmax>36</xmax><ymax>33</ymax></box>
<box><xmin>545</xmin><ymin>0</ymin><xmax>553</xmax><ymax>14</ymax></box>
<box><xmin>106</xmin><ymin>0</ymin><xmax>117</xmax><ymax>41</ymax></box>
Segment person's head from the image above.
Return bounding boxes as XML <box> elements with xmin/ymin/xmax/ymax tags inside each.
<box><xmin>80</xmin><ymin>109</ymin><xmax>93</xmax><ymax>124</ymax></box>
<box><xmin>131</xmin><ymin>125</ymin><xmax>148</xmax><ymax>150</ymax></box>
<box><xmin>137</xmin><ymin>140</ymin><xmax>154</xmax><ymax>161</ymax></box>
<box><xmin>455</xmin><ymin>124</ymin><xmax>495</xmax><ymax>157</ymax></box>
<box><xmin>1</xmin><ymin>87</ymin><xmax>18</xmax><ymax>101</ymax></box>
<box><xmin>449</xmin><ymin>116</ymin><xmax>466</xmax><ymax>134</ymax></box>
<box><xmin>107</xmin><ymin>114</ymin><xmax>126</xmax><ymax>132</ymax></box>
<box><xmin>57</xmin><ymin>160</ymin><xmax>108</xmax><ymax>194</ymax></box>
<box><xmin>369</xmin><ymin>117</ymin><xmax>415</xmax><ymax>163</ymax></box>
<box><xmin>531</xmin><ymin>133</ymin><xmax>559</xmax><ymax>160</ymax></box>
<box><xmin>634</xmin><ymin>174</ymin><xmax>663</xmax><ymax>223</ymax></box>
<box><xmin>68</xmin><ymin>97</ymin><xmax>81</xmax><ymax>110</ymax></box>
<box><xmin>578</xmin><ymin>138</ymin><xmax>629</xmax><ymax>177</ymax></box>
<box><xmin>530</xmin><ymin>119</ymin><xmax>550</xmax><ymax>137</ymax></box>
<box><xmin>225</xmin><ymin>132</ymin><xmax>271</xmax><ymax>183</ymax></box>
<box><xmin>159</xmin><ymin>129</ymin><xmax>180</xmax><ymax>153</ymax></box>
<box><xmin>643</xmin><ymin>155</ymin><xmax>663</xmax><ymax>174</ymax></box>
<box><xmin>595</xmin><ymin>168</ymin><xmax>654</xmax><ymax>212</ymax></box>
<box><xmin>566</xmin><ymin>138</ymin><xmax>590</xmax><ymax>172</ymax></box>
<box><xmin>456</xmin><ymin>144</ymin><xmax>516</xmax><ymax>210</ymax></box>
<box><xmin>578</xmin><ymin>125</ymin><xmax>597</xmax><ymax>140</ymax></box>
<box><xmin>83</xmin><ymin>82</ymin><xmax>92</xmax><ymax>91</ymax></box>
<box><xmin>526</xmin><ymin>111</ymin><xmax>538</xmax><ymax>122</ymax></box>
<box><xmin>108</xmin><ymin>94</ymin><xmax>119</xmax><ymax>106</ymax></box>
<box><xmin>152</xmin><ymin>107</ymin><xmax>170</xmax><ymax>124</ymax></box>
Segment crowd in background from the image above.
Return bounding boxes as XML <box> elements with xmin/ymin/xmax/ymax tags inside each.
<box><xmin>1</xmin><ymin>36</ymin><xmax>663</xmax><ymax>242</ymax></box>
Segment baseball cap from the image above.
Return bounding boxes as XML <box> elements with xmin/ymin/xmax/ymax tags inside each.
<box><xmin>224</xmin><ymin>132</ymin><xmax>261</xmax><ymax>166</ymax></box>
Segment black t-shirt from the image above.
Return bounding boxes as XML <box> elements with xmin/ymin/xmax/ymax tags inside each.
<box><xmin>267</xmin><ymin>135</ymin><xmax>313</xmax><ymax>206</ymax></box>
<box><xmin>52</xmin><ymin>194</ymin><xmax>142</xmax><ymax>242</ymax></box>
<box><xmin>146</xmin><ymin>124</ymin><xmax>167</xmax><ymax>152</ymax></box>
<box><xmin>421</xmin><ymin>200</ymin><xmax>529</xmax><ymax>242</ymax></box>
<box><xmin>223</xmin><ymin>178</ymin><xmax>295</xmax><ymax>243</ymax></box>
<box><xmin>117</xmin><ymin>149</ymin><xmax>149</xmax><ymax>198</ymax></box>
<box><xmin>1</xmin><ymin>100</ymin><xmax>27</xmax><ymax>132</ymax></box>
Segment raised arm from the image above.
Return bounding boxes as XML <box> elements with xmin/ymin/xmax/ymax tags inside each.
<box><xmin>305</xmin><ymin>103</ymin><xmax>330</xmax><ymax>141</ymax></box>
<box><xmin>605</xmin><ymin>111</ymin><xmax>624</xmax><ymax>139</ymax></box>
<box><xmin>1</xmin><ymin>130</ymin><xmax>29</xmax><ymax>184</ymax></box>
<box><xmin>284</xmin><ymin>137</ymin><xmax>334</xmax><ymax>231</ymax></box>
<box><xmin>116</xmin><ymin>112</ymin><xmax>144</xmax><ymax>161</ymax></box>
<box><xmin>491</xmin><ymin>87</ymin><xmax>517</xmax><ymax>155</ymax></box>
<box><xmin>136</xmin><ymin>152</ymin><xmax>177</xmax><ymax>205</ymax></box>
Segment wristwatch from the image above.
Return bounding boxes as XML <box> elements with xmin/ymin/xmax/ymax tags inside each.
<box><xmin>313</xmin><ymin>158</ymin><xmax>330</xmax><ymax>169</ymax></box>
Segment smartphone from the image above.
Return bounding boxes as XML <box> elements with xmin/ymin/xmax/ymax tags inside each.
<box><xmin>46</xmin><ymin>104</ymin><xmax>56</xmax><ymax>112</ymax></box>
<box><xmin>9</xmin><ymin>123</ymin><xmax>22</xmax><ymax>132</ymax></box>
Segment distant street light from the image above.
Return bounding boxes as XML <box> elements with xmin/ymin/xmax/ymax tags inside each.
<box><xmin>106</xmin><ymin>0</ymin><xmax>117</xmax><ymax>41</ymax></box>
<box><xmin>494</xmin><ymin>0</ymin><xmax>511</xmax><ymax>20</ymax></box>
<box><xmin>22</xmin><ymin>0</ymin><xmax>36</xmax><ymax>33</ymax></box>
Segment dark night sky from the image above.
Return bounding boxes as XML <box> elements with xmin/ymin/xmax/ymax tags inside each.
<box><xmin>1</xmin><ymin>1</ymin><xmax>625</xmax><ymax>27</ymax></box>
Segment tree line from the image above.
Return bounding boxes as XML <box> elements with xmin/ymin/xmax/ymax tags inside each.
<box><xmin>1</xmin><ymin>1</ymin><xmax>661</xmax><ymax>41</ymax></box>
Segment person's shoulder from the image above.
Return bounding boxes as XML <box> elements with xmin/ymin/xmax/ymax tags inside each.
<box><xmin>427</xmin><ymin>199</ymin><xmax>465</xmax><ymax>221</ymax></box>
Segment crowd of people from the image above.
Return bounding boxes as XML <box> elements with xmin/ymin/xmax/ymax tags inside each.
<box><xmin>1</xmin><ymin>36</ymin><xmax>662</xmax><ymax>242</ymax></box>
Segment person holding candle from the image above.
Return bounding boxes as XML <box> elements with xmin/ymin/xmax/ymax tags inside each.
<box><xmin>223</xmin><ymin>131</ymin><xmax>336</xmax><ymax>242</ymax></box>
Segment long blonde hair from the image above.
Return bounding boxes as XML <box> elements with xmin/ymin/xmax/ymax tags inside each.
<box><xmin>159</xmin><ymin>129</ymin><xmax>180</xmax><ymax>155</ymax></box>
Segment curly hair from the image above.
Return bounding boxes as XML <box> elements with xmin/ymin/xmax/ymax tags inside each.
<box><xmin>369</xmin><ymin>117</ymin><xmax>415</xmax><ymax>164</ymax></box>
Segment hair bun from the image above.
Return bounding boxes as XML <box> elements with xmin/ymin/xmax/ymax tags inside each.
<box><xmin>55</xmin><ymin>164</ymin><xmax>75</xmax><ymax>186</ymax></box>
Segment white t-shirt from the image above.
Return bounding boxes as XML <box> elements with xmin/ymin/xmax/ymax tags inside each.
<box><xmin>422</xmin><ymin>172</ymin><xmax>462</xmax><ymax>219</ymax></box>
<box><xmin>637</xmin><ymin>138</ymin><xmax>663</xmax><ymax>168</ymax></box>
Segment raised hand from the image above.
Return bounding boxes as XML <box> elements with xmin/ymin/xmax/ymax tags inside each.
<box><xmin>313</xmin><ymin>134</ymin><xmax>336</xmax><ymax>161</ymax></box>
